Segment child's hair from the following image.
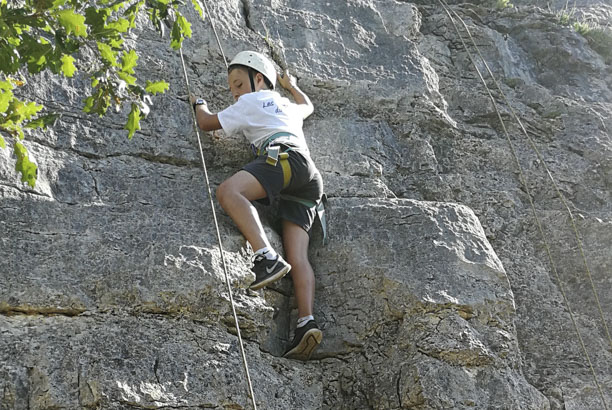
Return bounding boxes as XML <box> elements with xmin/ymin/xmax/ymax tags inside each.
<box><xmin>229</xmin><ymin>64</ymin><xmax>274</xmax><ymax>90</ymax></box>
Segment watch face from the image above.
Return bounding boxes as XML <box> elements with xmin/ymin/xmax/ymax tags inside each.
<box><xmin>196</xmin><ymin>98</ymin><xmax>205</xmax><ymax>105</ymax></box>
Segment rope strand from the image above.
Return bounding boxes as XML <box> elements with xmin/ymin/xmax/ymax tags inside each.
<box><xmin>437</xmin><ymin>2</ymin><xmax>609</xmax><ymax>408</ymax></box>
<box><xmin>448</xmin><ymin>6</ymin><xmax>612</xmax><ymax>354</ymax></box>
<box><xmin>201</xmin><ymin>0</ymin><xmax>228</xmax><ymax>69</ymax></box>
<box><xmin>178</xmin><ymin>2</ymin><xmax>257</xmax><ymax>405</ymax></box>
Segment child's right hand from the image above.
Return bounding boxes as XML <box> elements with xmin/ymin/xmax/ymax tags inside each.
<box><xmin>278</xmin><ymin>70</ymin><xmax>297</xmax><ymax>90</ymax></box>
<box><xmin>278</xmin><ymin>69</ymin><xmax>313</xmax><ymax>114</ymax></box>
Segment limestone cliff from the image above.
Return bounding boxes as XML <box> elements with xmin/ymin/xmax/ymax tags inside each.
<box><xmin>1</xmin><ymin>1</ymin><xmax>610</xmax><ymax>409</ymax></box>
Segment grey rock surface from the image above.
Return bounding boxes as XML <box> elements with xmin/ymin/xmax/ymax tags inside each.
<box><xmin>2</xmin><ymin>1</ymin><xmax>611</xmax><ymax>409</ymax></box>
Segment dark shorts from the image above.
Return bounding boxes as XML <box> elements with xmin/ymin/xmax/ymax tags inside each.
<box><xmin>242</xmin><ymin>145</ymin><xmax>323</xmax><ymax>233</ymax></box>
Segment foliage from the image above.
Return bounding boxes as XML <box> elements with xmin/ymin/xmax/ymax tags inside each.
<box><xmin>582</xmin><ymin>25</ymin><xmax>612</xmax><ymax>64</ymax></box>
<box><xmin>556</xmin><ymin>10</ymin><xmax>573</xmax><ymax>26</ymax></box>
<box><xmin>0</xmin><ymin>0</ymin><xmax>204</xmax><ymax>187</ymax></box>
<box><xmin>495</xmin><ymin>0</ymin><xmax>513</xmax><ymax>10</ymax></box>
<box><xmin>553</xmin><ymin>5</ymin><xmax>612</xmax><ymax>64</ymax></box>
<box><xmin>573</xmin><ymin>20</ymin><xmax>591</xmax><ymax>35</ymax></box>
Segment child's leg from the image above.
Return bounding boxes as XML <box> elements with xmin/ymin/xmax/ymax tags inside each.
<box><xmin>282</xmin><ymin>219</ymin><xmax>315</xmax><ymax>318</ymax></box>
<box><xmin>282</xmin><ymin>218</ymin><xmax>322</xmax><ymax>360</ymax></box>
<box><xmin>216</xmin><ymin>170</ymin><xmax>270</xmax><ymax>251</ymax></box>
<box><xmin>219</xmin><ymin>167</ymin><xmax>291</xmax><ymax>290</ymax></box>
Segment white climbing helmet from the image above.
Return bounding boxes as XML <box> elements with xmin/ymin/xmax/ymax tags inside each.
<box><xmin>229</xmin><ymin>50</ymin><xmax>276</xmax><ymax>89</ymax></box>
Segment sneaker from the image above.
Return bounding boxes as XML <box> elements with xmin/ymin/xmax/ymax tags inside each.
<box><xmin>249</xmin><ymin>253</ymin><xmax>291</xmax><ymax>290</ymax></box>
<box><xmin>283</xmin><ymin>320</ymin><xmax>323</xmax><ymax>361</ymax></box>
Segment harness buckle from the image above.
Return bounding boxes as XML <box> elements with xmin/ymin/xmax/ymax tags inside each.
<box><xmin>266</xmin><ymin>145</ymin><xmax>280</xmax><ymax>166</ymax></box>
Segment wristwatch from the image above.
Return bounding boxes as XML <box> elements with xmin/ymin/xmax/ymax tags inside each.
<box><xmin>192</xmin><ymin>98</ymin><xmax>206</xmax><ymax>111</ymax></box>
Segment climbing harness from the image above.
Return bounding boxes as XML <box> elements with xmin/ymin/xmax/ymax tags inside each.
<box><xmin>254</xmin><ymin>131</ymin><xmax>329</xmax><ymax>244</ymax></box>
<box><xmin>179</xmin><ymin>0</ymin><xmax>257</xmax><ymax>409</ymax></box>
<box><xmin>252</xmin><ymin>132</ymin><xmax>294</xmax><ymax>189</ymax></box>
<box><xmin>265</xmin><ymin>146</ymin><xmax>291</xmax><ymax>187</ymax></box>
<box><xmin>436</xmin><ymin>1</ymin><xmax>610</xmax><ymax>408</ymax></box>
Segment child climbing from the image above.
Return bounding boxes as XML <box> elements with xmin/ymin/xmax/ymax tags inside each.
<box><xmin>190</xmin><ymin>50</ymin><xmax>323</xmax><ymax>360</ymax></box>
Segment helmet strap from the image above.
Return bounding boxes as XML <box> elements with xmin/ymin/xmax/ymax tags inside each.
<box><xmin>247</xmin><ymin>68</ymin><xmax>256</xmax><ymax>92</ymax></box>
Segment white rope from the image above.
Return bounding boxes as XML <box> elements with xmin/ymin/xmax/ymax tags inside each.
<box><xmin>177</xmin><ymin>2</ymin><xmax>257</xmax><ymax>406</ymax></box>
<box><xmin>200</xmin><ymin>0</ymin><xmax>229</xmax><ymax>69</ymax></box>
<box><xmin>446</xmin><ymin>4</ymin><xmax>612</xmax><ymax>354</ymax></box>
<box><xmin>436</xmin><ymin>2</ymin><xmax>609</xmax><ymax>408</ymax></box>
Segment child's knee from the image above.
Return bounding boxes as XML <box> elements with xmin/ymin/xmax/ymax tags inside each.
<box><xmin>216</xmin><ymin>181</ymin><xmax>232</xmax><ymax>208</ymax></box>
<box><xmin>287</xmin><ymin>253</ymin><xmax>310</xmax><ymax>269</ymax></box>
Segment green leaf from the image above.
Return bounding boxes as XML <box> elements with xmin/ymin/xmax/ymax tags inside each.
<box><xmin>177</xmin><ymin>13</ymin><xmax>192</xmax><ymax>38</ymax></box>
<box><xmin>125</xmin><ymin>1</ymin><xmax>144</xmax><ymax>27</ymax></box>
<box><xmin>145</xmin><ymin>80</ymin><xmax>168</xmax><ymax>95</ymax></box>
<box><xmin>24</xmin><ymin>101</ymin><xmax>43</xmax><ymax>119</ymax></box>
<box><xmin>22</xmin><ymin>36</ymin><xmax>53</xmax><ymax>73</ymax></box>
<box><xmin>0</xmin><ymin>79</ymin><xmax>14</xmax><ymax>91</ymax></box>
<box><xmin>83</xmin><ymin>95</ymin><xmax>95</xmax><ymax>113</ymax></box>
<box><xmin>108</xmin><ymin>38</ymin><xmax>124</xmax><ymax>49</ymax></box>
<box><xmin>82</xmin><ymin>87</ymin><xmax>110</xmax><ymax>117</ymax></box>
<box><xmin>0</xmin><ymin>45</ymin><xmax>21</xmax><ymax>74</ymax></box>
<box><xmin>0</xmin><ymin>135</ymin><xmax>5</xmax><ymax>148</ymax></box>
<box><xmin>31</xmin><ymin>0</ymin><xmax>56</xmax><ymax>11</ymax></box>
<box><xmin>60</xmin><ymin>54</ymin><xmax>76</xmax><ymax>77</ymax></box>
<box><xmin>14</xmin><ymin>141</ymin><xmax>26</xmax><ymax>158</ymax></box>
<box><xmin>108</xmin><ymin>1</ymin><xmax>128</xmax><ymax>12</ymax></box>
<box><xmin>8</xmin><ymin>36</ymin><xmax>22</xmax><ymax>47</ymax></box>
<box><xmin>125</xmin><ymin>103</ymin><xmax>140</xmax><ymax>139</ymax></box>
<box><xmin>85</xmin><ymin>6</ymin><xmax>111</xmax><ymax>34</ymax></box>
<box><xmin>9</xmin><ymin>100</ymin><xmax>43</xmax><ymax>123</ymax></box>
<box><xmin>97</xmin><ymin>41</ymin><xmax>118</xmax><ymax>66</ymax></box>
<box><xmin>54</xmin><ymin>31</ymin><xmax>80</xmax><ymax>54</ymax></box>
<box><xmin>14</xmin><ymin>142</ymin><xmax>38</xmax><ymax>188</ymax></box>
<box><xmin>25</xmin><ymin>113</ymin><xmax>61</xmax><ymax>129</ymax></box>
<box><xmin>121</xmin><ymin>49</ymin><xmax>138</xmax><ymax>74</ymax></box>
<box><xmin>191</xmin><ymin>0</ymin><xmax>205</xmax><ymax>20</ymax></box>
<box><xmin>106</xmin><ymin>18</ymin><xmax>130</xmax><ymax>33</ymax></box>
<box><xmin>56</xmin><ymin>8</ymin><xmax>87</xmax><ymax>37</ymax></box>
<box><xmin>0</xmin><ymin>89</ymin><xmax>13</xmax><ymax>113</ymax></box>
<box><xmin>117</xmin><ymin>71</ymin><xmax>136</xmax><ymax>85</ymax></box>
<box><xmin>169</xmin><ymin>14</ymin><xmax>192</xmax><ymax>49</ymax></box>
<box><xmin>17</xmin><ymin>126</ymin><xmax>24</xmax><ymax>140</ymax></box>
<box><xmin>170</xmin><ymin>19</ymin><xmax>182</xmax><ymax>50</ymax></box>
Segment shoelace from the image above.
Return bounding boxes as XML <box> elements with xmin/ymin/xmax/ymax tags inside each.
<box><xmin>251</xmin><ymin>253</ymin><xmax>267</xmax><ymax>264</ymax></box>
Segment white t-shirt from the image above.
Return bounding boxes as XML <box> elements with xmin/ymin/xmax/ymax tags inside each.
<box><xmin>217</xmin><ymin>90</ymin><xmax>309</xmax><ymax>154</ymax></box>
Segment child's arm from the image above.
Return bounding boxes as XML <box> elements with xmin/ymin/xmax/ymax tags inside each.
<box><xmin>278</xmin><ymin>70</ymin><xmax>314</xmax><ymax>119</ymax></box>
<box><xmin>190</xmin><ymin>96</ymin><xmax>222</xmax><ymax>131</ymax></box>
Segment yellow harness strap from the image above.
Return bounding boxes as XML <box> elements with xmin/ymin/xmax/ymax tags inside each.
<box><xmin>265</xmin><ymin>146</ymin><xmax>292</xmax><ymax>189</ymax></box>
<box><xmin>279</xmin><ymin>152</ymin><xmax>291</xmax><ymax>189</ymax></box>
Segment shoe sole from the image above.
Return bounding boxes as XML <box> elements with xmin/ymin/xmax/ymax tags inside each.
<box><xmin>283</xmin><ymin>329</ymin><xmax>323</xmax><ymax>361</ymax></box>
<box><xmin>249</xmin><ymin>264</ymin><xmax>291</xmax><ymax>290</ymax></box>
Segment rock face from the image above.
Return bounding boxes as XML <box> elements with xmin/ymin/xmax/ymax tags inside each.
<box><xmin>1</xmin><ymin>1</ymin><xmax>611</xmax><ymax>409</ymax></box>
